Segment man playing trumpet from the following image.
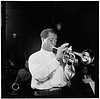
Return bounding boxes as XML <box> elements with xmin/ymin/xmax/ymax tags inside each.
<box><xmin>28</xmin><ymin>28</ymin><xmax>75</xmax><ymax>97</ymax></box>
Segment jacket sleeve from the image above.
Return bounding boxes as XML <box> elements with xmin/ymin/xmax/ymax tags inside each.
<box><xmin>28</xmin><ymin>54</ymin><xmax>60</xmax><ymax>81</ymax></box>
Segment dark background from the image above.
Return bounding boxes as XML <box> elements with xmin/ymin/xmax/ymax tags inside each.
<box><xmin>1</xmin><ymin>1</ymin><xmax>99</xmax><ymax>98</ymax></box>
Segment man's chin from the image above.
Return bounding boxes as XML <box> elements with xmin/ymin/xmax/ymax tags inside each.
<box><xmin>49</xmin><ymin>47</ymin><xmax>53</xmax><ymax>51</ymax></box>
<box><xmin>50</xmin><ymin>48</ymin><xmax>53</xmax><ymax>51</ymax></box>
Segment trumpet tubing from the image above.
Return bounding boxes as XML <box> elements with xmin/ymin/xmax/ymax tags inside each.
<box><xmin>73</xmin><ymin>52</ymin><xmax>82</xmax><ymax>57</ymax></box>
<box><xmin>51</xmin><ymin>46</ymin><xmax>58</xmax><ymax>49</ymax></box>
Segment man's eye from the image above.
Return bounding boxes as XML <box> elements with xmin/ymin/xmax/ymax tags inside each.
<box><xmin>49</xmin><ymin>39</ymin><xmax>53</xmax><ymax>42</ymax></box>
<box><xmin>49</xmin><ymin>39</ymin><xmax>57</xmax><ymax>43</ymax></box>
<box><xmin>54</xmin><ymin>39</ymin><xmax>57</xmax><ymax>42</ymax></box>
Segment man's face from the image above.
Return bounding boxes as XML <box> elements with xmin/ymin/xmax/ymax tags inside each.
<box><xmin>42</xmin><ymin>32</ymin><xmax>57</xmax><ymax>51</ymax></box>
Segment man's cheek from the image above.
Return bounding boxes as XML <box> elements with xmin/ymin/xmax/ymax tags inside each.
<box><xmin>47</xmin><ymin>40</ymin><xmax>52</xmax><ymax>45</ymax></box>
<box><xmin>45</xmin><ymin>41</ymin><xmax>51</xmax><ymax>47</ymax></box>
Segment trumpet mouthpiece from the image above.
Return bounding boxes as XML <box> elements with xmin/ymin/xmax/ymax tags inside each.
<box><xmin>52</xmin><ymin>46</ymin><xmax>58</xmax><ymax>49</ymax></box>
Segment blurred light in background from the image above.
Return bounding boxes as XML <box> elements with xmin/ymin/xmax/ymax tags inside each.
<box><xmin>12</xmin><ymin>33</ymin><xmax>16</xmax><ymax>38</ymax></box>
<box><xmin>56</xmin><ymin>23</ymin><xmax>62</xmax><ymax>30</ymax></box>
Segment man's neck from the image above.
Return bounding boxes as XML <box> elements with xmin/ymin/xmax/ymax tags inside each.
<box><xmin>42</xmin><ymin>46</ymin><xmax>52</xmax><ymax>52</ymax></box>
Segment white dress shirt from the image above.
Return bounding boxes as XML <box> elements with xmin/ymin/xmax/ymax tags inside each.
<box><xmin>28</xmin><ymin>48</ymin><xmax>75</xmax><ymax>90</ymax></box>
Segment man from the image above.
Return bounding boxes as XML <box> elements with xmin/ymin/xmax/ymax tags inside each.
<box><xmin>11</xmin><ymin>60</ymin><xmax>32</xmax><ymax>96</ymax></box>
<box><xmin>28</xmin><ymin>28</ymin><xmax>75</xmax><ymax>97</ymax></box>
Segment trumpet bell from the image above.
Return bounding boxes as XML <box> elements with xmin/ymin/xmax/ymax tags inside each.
<box><xmin>81</xmin><ymin>49</ymin><xmax>95</xmax><ymax>65</ymax></box>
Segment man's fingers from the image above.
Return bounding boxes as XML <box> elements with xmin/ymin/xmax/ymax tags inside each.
<box><xmin>67</xmin><ymin>81</ymin><xmax>71</xmax><ymax>87</ymax></box>
<box><xmin>57</xmin><ymin>47</ymin><xmax>68</xmax><ymax>54</ymax></box>
<box><xmin>61</xmin><ymin>47</ymin><xmax>68</xmax><ymax>52</ymax></box>
<box><xmin>61</xmin><ymin>43</ymin><xmax>69</xmax><ymax>48</ymax></box>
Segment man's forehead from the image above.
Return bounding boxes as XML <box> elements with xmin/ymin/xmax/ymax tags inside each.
<box><xmin>48</xmin><ymin>32</ymin><xmax>57</xmax><ymax>38</ymax></box>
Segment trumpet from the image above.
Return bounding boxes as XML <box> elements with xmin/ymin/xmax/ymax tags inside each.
<box><xmin>52</xmin><ymin>46</ymin><xmax>95</xmax><ymax>65</ymax></box>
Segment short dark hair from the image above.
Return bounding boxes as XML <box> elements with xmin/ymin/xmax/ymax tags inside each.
<box><xmin>40</xmin><ymin>28</ymin><xmax>56</xmax><ymax>39</ymax></box>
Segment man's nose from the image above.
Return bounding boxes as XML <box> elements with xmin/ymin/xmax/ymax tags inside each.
<box><xmin>52</xmin><ymin>42</ymin><xmax>56</xmax><ymax>46</ymax></box>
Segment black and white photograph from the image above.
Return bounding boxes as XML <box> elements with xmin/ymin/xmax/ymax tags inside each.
<box><xmin>1</xmin><ymin>1</ymin><xmax>99</xmax><ymax>98</ymax></box>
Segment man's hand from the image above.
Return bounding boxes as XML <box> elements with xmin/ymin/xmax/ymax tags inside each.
<box><xmin>66</xmin><ymin>80</ymin><xmax>71</xmax><ymax>87</ymax></box>
<box><xmin>55</xmin><ymin>43</ymin><xmax>69</xmax><ymax>61</ymax></box>
<box><xmin>36</xmin><ymin>70</ymin><xmax>55</xmax><ymax>84</ymax></box>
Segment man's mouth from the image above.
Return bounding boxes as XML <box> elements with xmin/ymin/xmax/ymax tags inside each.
<box><xmin>50</xmin><ymin>44</ymin><xmax>54</xmax><ymax>48</ymax></box>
